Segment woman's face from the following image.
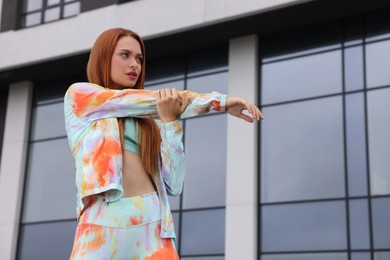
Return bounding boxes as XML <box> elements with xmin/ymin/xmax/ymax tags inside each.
<box><xmin>110</xmin><ymin>36</ymin><xmax>143</xmax><ymax>89</ymax></box>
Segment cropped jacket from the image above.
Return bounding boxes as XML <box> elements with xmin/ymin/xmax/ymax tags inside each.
<box><xmin>64</xmin><ymin>82</ymin><xmax>227</xmax><ymax>238</ymax></box>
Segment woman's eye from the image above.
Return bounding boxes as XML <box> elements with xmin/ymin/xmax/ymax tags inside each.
<box><xmin>136</xmin><ymin>57</ymin><xmax>143</xmax><ymax>64</ymax></box>
<box><xmin>120</xmin><ymin>52</ymin><xmax>128</xmax><ymax>58</ymax></box>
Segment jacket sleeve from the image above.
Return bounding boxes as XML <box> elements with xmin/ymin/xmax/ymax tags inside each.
<box><xmin>159</xmin><ymin>120</ymin><xmax>185</xmax><ymax>196</ymax></box>
<box><xmin>65</xmin><ymin>82</ymin><xmax>228</xmax><ymax>122</ymax></box>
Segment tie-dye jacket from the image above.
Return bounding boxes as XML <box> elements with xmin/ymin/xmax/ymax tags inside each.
<box><xmin>64</xmin><ymin>82</ymin><xmax>227</xmax><ymax>238</ymax></box>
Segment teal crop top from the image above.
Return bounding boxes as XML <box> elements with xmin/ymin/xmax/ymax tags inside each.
<box><xmin>124</xmin><ymin>118</ymin><xmax>139</xmax><ymax>154</ymax></box>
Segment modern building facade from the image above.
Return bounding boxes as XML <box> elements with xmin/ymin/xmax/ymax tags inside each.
<box><xmin>0</xmin><ymin>0</ymin><xmax>389</xmax><ymax>259</ymax></box>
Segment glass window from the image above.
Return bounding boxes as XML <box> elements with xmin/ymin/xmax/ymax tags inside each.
<box><xmin>187</xmin><ymin>45</ymin><xmax>228</xmax><ymax>77</ymax></box>
<box><xmin>168</xmin><ymin>194</ymin><xmax>181</xmax><ymax>211</ymax></box>
<box><xmin>44</xmin><ymin>7</ymin><xmax>60</xmax><ymax>22</ymax></box>
<box><xmin>262</xmin><ymin>50</ymin><xmax>342</xmax><ymax>104</ymax></box>
<box><xmin>261</xmin><ymin>201</ymin><xmax>347</xmax><ymax>252</ymax></box>
<box><xmin>372</xmin><ymin>197</ymin><xmax>390</xmax><ymax>249</ymax></box>
<box><xmin>262</xmin><ymin>21</ymin><xmax>342</xmax><ymax>62</ymax></box>
<box><xmin>23</xmin><ymin>0</ymin><xmax>43</xmax><ymax>12</ymax></box>
<box><xmin>187</xmin><ymin>72</ymin><xmax>228</xmax><ymax>97</ymax></box>
<box><xmin>346</xmin><ymin>93</ymin><xmax>368</xmax><ymax>197</ymax></box>
<box><xmin>145</xmin><ymin>57</ymin><xmax>185</xmax><ymax>85</ymax></box>
<box><xmin>374</xmin><ymin>251</ymin><xmax>390</xmax><ymax>260</ymax></box>
<box><xmin>181</xmin><ymin>209</ymin><xmax>225</xmax><ymax>255</ymax></box>
<box><xmin>366</xmin><ymin>8</ymin><xmax>390</xmax><ymax>42</ymax></box>
<box><xmin>64</xmin><ymin>2</ymin><xmax>81</xmax><ymax>17</ymax></box>
<box><xmin>182</xmin><ymin>257</ymin><xmax>224</xmax><ymax>260</ymax></box>
<box><xmin>351</xmin><ymin>252</ymin><xmax>371</xmax><ymax>260</ymax></box>
<box><xmin>344</xmin><ymin>46</ymin><xmax>364</xmax><ymax>91</ymax></box>
<box><xmin>344</xmin><ymin>16</ymin><xmax>364</xmax><ymax>46</ymax></box>
<box><xmin>366</xmin><ymin>40</ymin><xmax>390</xmax><ymax>88</ymax></box>
<box><xmin>367</xmin><ymin>88</ymin><xmax>390</xmax><ymax>195</ymax></box>
<box><xmin>24</xmin><ymin>13</ymin><xmax>41</xmax><ymax>27</ymax></box>
<box><xmin>261</xmin><ymin>253</ymin><xmax>348</xmax><ymax>260</ymax></box>
<box><xmin>172</xmin><ymin>212</ymin><xmax>180</xmax><ymax>250</ymax></box>
<box><xmin>30</xmin><ymin>102</ymin><xmax>67</xmax><ymax>141</ymax></box>
<box><xmin>349</xmin><ymin>199</ymin><xmax>370</xmax><ymax>249</ymax></box>
<box><xmin>17</xmin><ymin>220</ymin><xmax>77</xmax><ymax>260</ymax></box>
<box><xmin>22</xmin><ymin>139</ymin><xmax>76</xmax><ymax>223</ymax></box>
<box><xmin>261</xmin><ymin>97</ymin><xmax>345</xmax><ymax>203</ymax></box>
<box><xmin>183</xmin><ymin>114</ymin><xmax>227</xmax><ymax>209</ymax></box>
<box><xmin>144</xmin><ymin>80</ymin><xmax>184</xmax><ymax>92</ymax></box>
<box><xmin>47</xmin><ymin>0</ymin><xmax>60</xmax><ymax>6</ymax></box>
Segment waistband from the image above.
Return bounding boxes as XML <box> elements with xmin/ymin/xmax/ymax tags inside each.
<box><xmin>79</xmin><ymin>191</ymin><xmax>161</xmax><ymax>228</ymax></box>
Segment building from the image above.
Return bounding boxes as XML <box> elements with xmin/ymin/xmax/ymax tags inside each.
<box><xmin>0</xmin><ymin>0</ymin><xmax>390</xmax><ymax>259</ymax></box>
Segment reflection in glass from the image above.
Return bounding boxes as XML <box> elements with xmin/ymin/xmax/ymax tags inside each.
<box><xmin>261</xmin><ymin>201</ymin><xmax>347</xmax><ymax>252</ymax></box>
<box><xmin>18</xmin><ymin>220</ymin><xmax>77</xmax><ymax>260</ymax></box>
<box><xmin>261</xmin><ymin>97</ymin><xmax>344</xmax><ymax>203</ymax></box>
<box><xmin>30</xmin><ymin>102</ymin><xmax>67</xmax><ymax>141</ymax></box>
<box><xmin>181</xmin><ymin>209</ymin><xmax>225</xmax><ymax>255</ymax></box>
<box><xmin>366</xmin><ymin>8</ymin><xmax>390</xmax><ymax>42</ymax></box>
<box><xmin>25</xmin><ymin>13</ymin><xmax>41</xmax><ymax>27</ymax></box>
<box><xmin>262</xmin><ymin>51</ymin><xmax>342</xmax><ymax>104</ymax></box>
<box><xmin>22</xmin><ymin>139</ymin><xmax>76</xmax><ymax>223</ymax></box>
<box><xmin>351</xmin><ymin>252</ymin><xmax>371</xmax><ymax>260</ymax></box>
<box><xmin>367</xmin><ymin>88</ymin><xmax>390</xmax><ymax>195</ymax></box>
<box><xmin>344</xmin><ymin>16</ymin><xmax>364</xmax><ymax>46</ymax></box>
<box><xmin>47</xmin><ymin>0</ymin><xmax>60</xmax><ymax>6</ymax></box>
<box><xmin>187</xmin><ymin>72</ymin><xmax>228</xmax><ymax>100</ymax></box>
<box><xmin>187</xmin><ymin>45</ymin><xmax>228</xmax><ymax>77</ymax></box>
<box><xmin>366</xmin><ymin>40</ymin><xmax>390</xmax><ymax>88</ymax></box>
<box><xmin>145</xmin><ymin>57</ymin><xmax>185</xmax><ymax>85</ymax></box>
<box><xmin>24</xmin><ymin>0</ymin><xmax>43</xmax><ymax>12</ymax></box>
<box><xmin>344</xmin><ymin>46</ymin><xmax>364</xmax><ymax>91</ymax></box>
<box><xmin>64</xmin><ymin>2</ymin><xmax>80</xmax><ymax>17</ymax></box>
<box><xmin>44</xmin><ymin>7</ymin><xmax>60</xmax><ymax>22</ymax></box>
<box><xmin>372</xmin><ymin>198</ymin><xmax>390</xmax><ymax>249</ymax></box>
<box><xmin>183</xmin><ymin>114</ymin><xmax>227</xmax><ymax>209</ymax></box>
<box><xmin>349</xmin><ymin>199</ymin><xmax>370</xmax><ymax>249</ymax></box>
<box><xmin>261</xmin><ymin>253</ymin><xmax>348</xmax><ymax>260</ymax></box>
<box><xmin>346</xmin><ymin>93</ymin><xmax>367</xmax><ymax>197</ymax></box>
<box><xmin>374</xmin><ymin>251</ymin><xmax>390</xmax><ymax>260</ymax></box>
<box><xmin>262</xmin><ymin>21</ymin><xmax>342</xmax><ymax>62</ymax></box>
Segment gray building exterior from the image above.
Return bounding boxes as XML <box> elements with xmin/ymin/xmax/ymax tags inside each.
<box><xmin>0</xmin><ymin>0</ymin><xmax>390</xmax><ymax>259</ymax></box>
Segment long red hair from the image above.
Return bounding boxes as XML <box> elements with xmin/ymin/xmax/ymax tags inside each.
<box><xmin>87</xmin><ymin>28</ymin><xmax>161</xmax><ymax>178</ymax></box>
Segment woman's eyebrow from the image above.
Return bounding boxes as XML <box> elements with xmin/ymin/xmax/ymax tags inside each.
<box><xmin>119</xmin><ymin>49</ymin><xmax>142</xmax><ymax>56</ymax></box>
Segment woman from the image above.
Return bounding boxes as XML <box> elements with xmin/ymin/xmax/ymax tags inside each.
<box><xmin>65</xmin><ymin>28</ymin><xmax>263</xmax><ymax>259</ymax></box>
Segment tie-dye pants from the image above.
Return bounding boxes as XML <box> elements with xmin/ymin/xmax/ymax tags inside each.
<box><xmin>69</xmin><ymin>192</ymin><xmax>179</xmax><ymax>259</ymax></box>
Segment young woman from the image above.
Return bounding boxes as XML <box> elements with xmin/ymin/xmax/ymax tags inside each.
<box><xmin>65</xmin><ymin>28</ymin><xmax>263</xmax><ymax>259</ymax></box>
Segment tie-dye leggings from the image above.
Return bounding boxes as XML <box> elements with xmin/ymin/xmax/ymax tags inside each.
<box><xmin>69</xmin><ymin>192</ymin><xmax>179</xmax><ymax>259</ymax></box>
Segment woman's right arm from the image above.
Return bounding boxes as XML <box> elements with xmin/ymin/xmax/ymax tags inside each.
<box><xmin>65</xmin><ymin>82</ymin><xmax>227</xmax><ymax>122</ymax></box>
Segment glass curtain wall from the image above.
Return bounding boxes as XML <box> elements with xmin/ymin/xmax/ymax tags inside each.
<box><xmin>144</xmin><ymin>45</ymin><xmax>228</xmax><ymax>259</ymax></box>
<box><xmin>259</xmin><ymin>9</ymin><xmax>390</xmax><ymax>260</ymax></box>
<box><xmin>17</xmin><ymin>44</ymin><xmax>228</xmax><ymax>259</ymax></box>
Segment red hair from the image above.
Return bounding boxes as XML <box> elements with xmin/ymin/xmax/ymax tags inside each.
<box><xmin>87</xmin><ymin>28</ymin><xmax>161</xmax><ymax>178</ymax></box>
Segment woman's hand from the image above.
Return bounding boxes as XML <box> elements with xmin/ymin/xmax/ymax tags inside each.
<box><xmin>156</xmin><ymin>88</ymin><xmax>189</xmax><ymax>123</ymax></box>
<box><xmin>226</xmin><ymin>97</ymin><xmax>264</xmax><ymax>123</ymax></box>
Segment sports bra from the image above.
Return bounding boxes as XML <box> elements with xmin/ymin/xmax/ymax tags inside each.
<box><xmin>124</xmin><ymin>118</ymin><xmax>139</xmax><ymax>154</ymax></box>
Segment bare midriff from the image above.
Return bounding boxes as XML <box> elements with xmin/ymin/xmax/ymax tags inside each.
<box><xmin>122</xmin><ymin>150</ymin><xmax>156</xmax><ymax>198</ymax></box>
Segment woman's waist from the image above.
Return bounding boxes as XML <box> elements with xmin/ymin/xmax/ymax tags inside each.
<box><xmin>79</xmin><ymin>191</ymin><xmax>161</xmax><ymax>227</ymax></box>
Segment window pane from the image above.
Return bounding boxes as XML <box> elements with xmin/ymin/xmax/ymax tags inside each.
<box><xmin>145</xmin><ymin>56</ymin><xmax>185</xmax><ymax>85</ymax></box>
<box><xmin>183</xmin><ymin>114</ymin><xmax>227</xmax><ymax>209</ymax></box>
<box><xmin>261</xmin><ymin>201</ymin><xmax>347</xmax><ymax>251</ymax></box>
<box><xmin>182</xmin><ymin>257</ymin><xmax>224</xmax><ymax>260</ymax></box>
<box><xmin>366</xmin><ymin>8</ymin><xmax>390</xmax><ymax>42</ymax></box>
<box><xmin>168</xmin><ymin>194</ymin><xmax>181</xmax><ymax>210</ymax></box>
<box><xmin>366</xmin><ymin>40</ymin><xmax>390</xmax><ymax>88</ymax></box>
<box><xmin>374</xmin><ymin>251</ymin><xmax>390</xmax><ymax>260</ymax></box>
<box><xmin>346</xmin><ymin>93</ymin><xmax>368</xmax><ymax>197</ymax></box>
<box><xmin>344</xmin><ymin>46</ymin><xmax>364</xmax><ymax>91</ymax></box>
<box><xmin>262</xmin><ymin>21</ymin><xmax>342</xmax><ymax>62</ymax></box>
<box><xmin>344</xmin><ymin>16</ymin><xmax>364</xmax><ymax>46</ymax></box>
<box><xmin>187</xmin><ymin>72</ymin><xmax>228</xmax><ymax>101</ymax></box>
<box><xmin>22</xmin><ymin>139</ymin><xmax>76</xmax><ymax>223</ymax></box>
<box><xmin>172</xmin><ymin>212</ymin><xmax>180</xmax><ymax>250</ymax></box>
<box><xmin>262</xmin><ymin>51</ymin><xmax>342</xmax><ymax>104</ymax></box>
<box><xmin>24</xmin><ymin>0</ymin><xmax>43</xmax><ymax>12</ymax></box>
<box><xmin>372</xmin><ymin>197</ymin><xmax>390</xmax><ymax>249</ymax></box>
<box><xmin>24</xmin><ymin>13</ymin><xmax>41</xmax><ymax>27</ymax></box>
<box><xmin>17</xmin><ymin>220</ymin><xmax>77</xmax><ymax>260</ymax></box>
<box><xmin>261</xmin><ymin>97</ymin><xmax>345</xmax><ymax>203</ymax></box>
<box><xmin>349</xmin><ymin>199</ymin><xmax>370</xmax><ymax>249</ymax></box>
<box><xmin>352</xmin><ymin>252</ymin><xmax>371</xmax><ymax>260</ymax></box>
<box><xmin>261</xmin><ymin>253</ymin><xmax>348</xmax><ymax>260</ymax></box>
<box><xmin>144</xmin><ymin>80</ymin><xmax>184</xmax><ymax>91</ymax></box>
<box><xmin>181</xmin><ymin>209</ymin><xmax>225</xmax><ymax>255</ymax></box>
<box><xmin>187</xmin><ymin>45</ymin><xmax>228</xmax><ymax>77</ymax></box>
<box><xmin>30</xmin><ymin>102</ymin><xmax>66</xmax><ymax>141</ymax></box>
<box><xmin>44</xmin><ymin>7</ymin><xmax>60</xmax><ymax>22</ymax></box>
<box><xmin>47</xmin><ymin>0</ymin><xmax>60</xmax><ymax>6</ymax></box>
<box><xmin>367</xmin><ymin>88</ymin><xmax>390</xmax><ymax>195</ymax></box>
<box><xmin>63</xmin><ymin>2</ymin><xmax>80</xmax><ymax>17</ymax></box>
